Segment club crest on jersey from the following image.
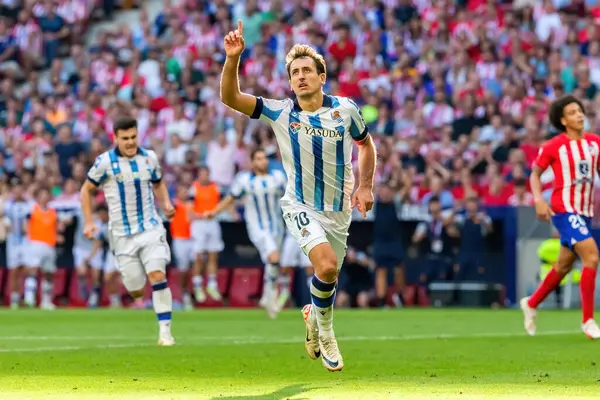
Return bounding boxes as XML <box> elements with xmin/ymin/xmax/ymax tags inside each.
<box><xmin>580</xmin><ymin>226</ymin><xmax>590</xmax><ymax>235</ymax></box>
<box><xmin>331</xmin><ymin>110</ymin><xmax>343</xmax><ymax>123</ymax></box>
<box><xmin>300</xmin><ymin>227</ymin><xmax>311</xmax><ymax>238</ymax></box>
<box><xmin>290</xmin><ymin>122</ymin><xmax>302</xmax><ymax>134</ymax></box>
<box><xmin>579</xmin><ymin>161</ymin><xmax>590</xmax><ymax>176</ymax></box>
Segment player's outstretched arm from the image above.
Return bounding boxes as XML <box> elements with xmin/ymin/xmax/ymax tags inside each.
<box><xmin>220</xmin><ymin>20</ymin><xmax>257</xmax><ymax>117</ymax></box>
<box><xmin>205</xmin><ymin>195</ymin><xmax>235</xmax><ymax>219</ymax></box>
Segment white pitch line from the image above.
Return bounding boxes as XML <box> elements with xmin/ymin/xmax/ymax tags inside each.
<box><xmin>0</xmin><ymin>330</ymin><xmax>579</xmax><ymax>352</ymax></box>
<box><xmin>0</xmin><ymin>343</ymin><xmax>151</xmax><ymax>353</ymax></box>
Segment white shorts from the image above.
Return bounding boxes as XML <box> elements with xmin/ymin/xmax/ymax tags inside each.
<box><xmin>104</xmin><ymin>250</ymin><xmax>118</xmax><ymax>275</ymax></box>
<box><xmin>73</xmin><ymin>246</ymin><xmax>104</xmax><ymax>270</ymax></box>
<box><xmin>247</xmin><ymin>226</ymin><xmax>283</xmax><ymax>264</ymax></box>
<box><xmin>281</xmin><ymin>197</ymin><xmax>351</xmax><ymax>270</ymax></box>
<box><xmin>109</xmin><ymin>226</ymin><xmax>171</xmax><ymax>292</ymax></box>
<box><xmin>24</xmin><ymin>241</ymin><xmax>57</xmax><ymax>273</ymax></box>
<box><xmin>172</xmin><ymin>238</ymin><xmax>194</xmax><ymax>271</ymax></box>
<box><xmin>191</xmin><ymin>220</ymin><xmax>224</xmax><ymax>254</ymax></box>
<box><xmin>281</xmin><ymin>233</ymin><xmax>312</xmax><ymax>268</ymax></box>
<box><xmin>6</xmin><ymin>242</ymin><xmax>27</xmax><ymax>269</ymax></box>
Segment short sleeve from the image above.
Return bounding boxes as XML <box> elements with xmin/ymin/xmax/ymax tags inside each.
<box><xmin>146</xmin><ymin>150</ymin><xmax>162</xmax><ymax>183</ymax></box>
<box><xmin>87</xmin><ymin>154</ymin><xmax>109</xmax><ymax>187</ymax></box>
<box><xmin>228</xmin><ymin>173</ymin><xmax>247</xmax><ymax>200</ymax></box>
<box><xmin>344</xmin><ymin>98</ymin><xmax>369</xmax><ymax>143</ymax></box>
<box><xmin>250</xmin><ymin>97</ymin><xmax>289</xmax><ymax>122</ymax></box>
<box><xmin>534</xmin><ymin>145</ymin><xmax>553</xmax><ymax>171</ymax></box>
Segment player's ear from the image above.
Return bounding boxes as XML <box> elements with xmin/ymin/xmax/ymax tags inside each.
<box><xmin>320</xmin><ymin>73</ymin><xmax>326</xmax><ymax>86</ymax></box>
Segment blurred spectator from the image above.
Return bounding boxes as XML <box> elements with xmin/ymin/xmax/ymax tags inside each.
<box><xmin>412</xmin><ymin>197</ymin><xmax>459</xmax><ymax>290</ymax></box>
<box><xmin>454</xmin><ymin>198</ymin><xmax>492</xmax><ymax>282</ymax></box>
<box><xmin>336</xmin><ymin>247</ymin><xmax>373</xmax><ymax>309</ymax></box>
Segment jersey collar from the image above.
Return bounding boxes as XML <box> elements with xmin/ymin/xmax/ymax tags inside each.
<box><xmin>292</xmin><ymin>93</ymin><xmax>333</xmax><ymax>113</ymax></box>
<box><xmin>113</xmin><ymin>146</ymin><xmax>144</xmax><ymax>158</ymax></box>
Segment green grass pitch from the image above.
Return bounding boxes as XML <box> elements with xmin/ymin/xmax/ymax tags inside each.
<box><xmin>1</xmin><ymin>308</ymin><xmax>600</xmax><ymax>399</ymax></box>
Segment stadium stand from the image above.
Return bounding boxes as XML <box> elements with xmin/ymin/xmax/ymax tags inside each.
<box><xmin>1</xmin><ymin>0</ymin><xmax>599</xmax><ymax>308</ymax></box>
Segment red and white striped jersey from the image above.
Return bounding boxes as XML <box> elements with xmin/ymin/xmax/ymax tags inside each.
<box><xmin>534</xmin><ymin>133</ymin><xmax>600</xmax><ymax>217</ymax></box>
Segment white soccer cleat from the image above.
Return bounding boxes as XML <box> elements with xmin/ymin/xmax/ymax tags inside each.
<box><xmin>206</xmin><ymin>286</ymin><xmax>222</xmax><ymax>302</ymax></box>
<box><xmin>582</xmin><ymin>319</ymin><xmax>600</xmax><ymax>340</ymax></box>
<box><xmin>183</xmin><ymin>293</ymin><xmax>194</xmax><ymax>311</ymax></box>
<box><xmin>301</xmin><ymin>304</ymin><xmax>320</xmax><ymax>360</ymax></box>
<box><xmin>40</xmin><ymin>302</ymin><xmax>56</xmax><ymax>311</ymax></box>
<box><xmin>319</xmin><ymin>334</ymin><xmax>344</xmax><ymax>372</ymax></box>
<box><xmin>520</xmin><ymin>297</ymin><xmax>537</xmax><ymax>336</ymax></box>
<box><xmin>157</xmin><ymin>334</ymin><xmax>176</xmax><ymax>346</ymax></box>
<box><xmin>194</xmin><ymin>287</ymin><xmax>206</xmax><ymax>303</ymax></box>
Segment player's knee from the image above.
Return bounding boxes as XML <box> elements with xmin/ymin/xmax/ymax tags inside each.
<box><xmin>555</xmin><ymin>262</ymin><xmax>573</xmax><ymax>275</ymax></box>
<box><xmin>582</xmin><ymin>253</ymin><xmax>599</xmax><ymax>268</ymax></box>
<box><xmin>148</xmin><ymin>270</ymin><xmax>166</xmax><ymax>284</ymax></box>
<box><xmin>315</xmin><ymin>257</ymin><xmax>337</xmax><ymax>282</ymax></box>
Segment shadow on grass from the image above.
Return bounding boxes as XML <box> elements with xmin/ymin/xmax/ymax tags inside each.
<box><xmin>209</xmin><ymin>383</ymin><xmax>316</xmax><ymax>400</ymax></box>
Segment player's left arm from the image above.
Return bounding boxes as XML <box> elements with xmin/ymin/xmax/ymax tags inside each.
<box><xmin>348</xmin><ymin>100</ymin><xmax>376</xmax><ymax>219</ymax></box>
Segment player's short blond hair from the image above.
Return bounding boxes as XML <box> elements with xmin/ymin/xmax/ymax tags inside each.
<box><xmin>285</xmin><ymin>45</ymin><xmax>327</xmax><ymax>78</ymax></box>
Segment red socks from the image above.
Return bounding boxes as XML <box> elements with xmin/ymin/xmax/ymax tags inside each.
<box><xmin>580</xmin><ymin>267</ymin><xmax>597</xmax><ymax>324</ymax></box>
<box><xmin>528</xmin><ymin>268</ymin><xmax>564</xmax><ymax>309</ymax></box>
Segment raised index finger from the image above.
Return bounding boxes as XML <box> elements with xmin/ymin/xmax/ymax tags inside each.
<box><xmin>237</xmin><ymin>19</ymin><xmax>243</xmax><ymax>35</ymax></box>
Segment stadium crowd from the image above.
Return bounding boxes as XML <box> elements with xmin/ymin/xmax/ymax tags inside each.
<box><xmin>4</xmin><ymin>0</ymin><xmax>599</xmax><ymax>215</ymax></box>
<box><xmin>1</xmin><ymin>0</ymin><xmax>600</xmax><ymax>308</ymax></box>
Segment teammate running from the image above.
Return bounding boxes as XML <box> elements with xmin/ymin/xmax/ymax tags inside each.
<box><xmin>220</xmin><ymin>21</ymin><xmax>376</xmax><ymax>371</ymax></box>
<box><xmin>74</xmin><ymin>202</ymin><xmax>105</xmax><ymax>308</ymax></box>
<box><xmin>205</xmin><ymin>148</ymin><xmax>287</xmax><ymax>318</ymax></box>
<box><xmin>81</xmin><ymin>116</ymin><xmax>176</xmax><ymax>346</ymax></box>
<box><xmin>521</xmin><ymin>95</ymin><xmax>600</xmax><ymax>339</ymax></box>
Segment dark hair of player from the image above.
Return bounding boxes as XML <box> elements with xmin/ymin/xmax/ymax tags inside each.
<box><xmin>113</xmin><ymin>116</ymin><xmax>138</xmax><ymax>135</ymax></box>
<box><xmin>549</xmin><ymin>95</ymin><xmax>585</xmax><ymax>132</ymax></box>
<box><xmin>429</xmin><ymin>195</ymin><xmax>440</xmax><ymax>205</ymax></box>
<box><xmin>250</xmin><ymin>148</ymin><xmax>265</xmax><ymax>161</ymax></box>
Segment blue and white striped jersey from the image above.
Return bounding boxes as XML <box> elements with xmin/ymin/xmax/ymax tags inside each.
<box><xmin>86</xmin><ymin>147</ymin><xmax>162</xmax><ymax>237</ymax></box>
<box><xmin>250</xmin><ymin>94</ymin><xmax>369</xmax><ymax>212</ymax></box>
<box><xmin>4</xmin><ymin>199</ymin><xmax>34</xmax><ymax>245</ymax></box>
<box><xmin>229</xmin><ymin>170</ymin><xmax>286</xmax><ymax>236</ymax></box>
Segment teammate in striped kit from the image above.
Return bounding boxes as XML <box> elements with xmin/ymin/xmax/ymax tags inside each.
<box><xmin>81</xmin><ymin>117</ymin><xmax>177</xmax><ymax>346</ymax></box>
<box><xmin>4</xmin><ymin>181</ymin><xmax>34</xmax><ymax>309</ymax></box>
<box><xmin>521</xmin><ymin>95</ymin><xmax>600</xmax><ymax>339</ymax></box>
<box><xmin>221</xmin><ymin>21</ymin><xmax>377</xmax><ymax>371</ymax></box>
<box><xmin>205</xmin><ymin>148</ymin><xmax>288</xmax><ymax>318</ymax></box>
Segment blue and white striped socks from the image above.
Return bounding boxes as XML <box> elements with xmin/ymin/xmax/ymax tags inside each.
<box><xmin>152</xmin><ymin>280</ymin><xmax>172</xmax><ymax>334</ymax></box>
<box><xmin>310</xmin><ymin>275</ymin><xmax>336</xmax><ymax>336</ymax></box>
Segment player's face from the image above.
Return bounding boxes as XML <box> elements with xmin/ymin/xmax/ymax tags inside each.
<box><xmin>251</xmin><ymin>151</ymin><xmax>269</xmax><ymax>174</ymax></box>
<box><xmin>199</xmin><ymin>169</ymin><xmax>210</xmax><ymax>184</ymax></box>
<box><xmin>561</xmin><ymin>102</ymin><xmax>585</xmax><ymax>132</ymax></box>
<box><xmin>13</xmin><ymin>185</ymin><xmax>23</xmax><ymax>199</ymax></box>
<box><xmin>115</xmin><ymin>128</ymin><xmax>139</xmax><ymax>158</ymax></box>
<box><xmin>38</xmin><ymin>190</ymin><xmax>50</xmax><ymax>205</ymax></box>
<box><xmin>289</xmin><ymin>57</ymin><xmax>326</xmax><ymax>99</ymax></box>
<box><xmin>466</xmin><ymin>200</ymin><xmax>478</xmax><ymax>214</ymax></box>
<box><xmin>177</xmin><ymin>186</ymin><xmax>188</xmax><ymax>201</ymax></box>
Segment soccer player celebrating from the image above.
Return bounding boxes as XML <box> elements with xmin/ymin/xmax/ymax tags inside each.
<box><xmin>220</xmin><ymin>21</ymin><xmax>376</xmax><ymax>371</ymax></box>
<box><xmin>204</xmin><ymin>148</ymin><xmax>287</xmax><ymax>318</ymax></box>
<box><xmin>81</xmin><ymin>117</ymin><xmax>177</xmax><ymax>346</ymax></box>
<box><xmin>521</xmin><ymin>95</ymin><xmax>600</xmax><ymax>339</ymax></box>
